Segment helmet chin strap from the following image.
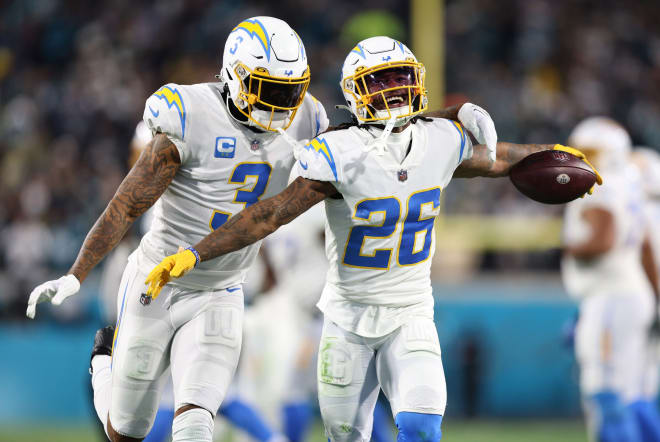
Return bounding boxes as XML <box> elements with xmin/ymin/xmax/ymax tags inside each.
<box><xmin>276</xmin><ymin>127</ymin><xmax>307</xmax><ymax>160</ymax></box>
<box><xmin>366</xmin><ymin>116</ymin><xmax>397</xmax><ymax>156</ymax></box>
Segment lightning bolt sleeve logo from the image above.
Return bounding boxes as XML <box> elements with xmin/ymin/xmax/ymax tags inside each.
<box><xmin>231</xmin><ymin>19</ymin><xmax>271</xmax><ymax>61</ymax></box>
<box><xmin>152</xmin><ymin>86</ymin><xmax>186</xmax><ymax>140</ymax></box>
<box><xmin>304</xmin><ymin>137</ymin><xmax>338</xmax><ymax>181</ymax></box>
<box><xmin>152</xmin><ymin>85</ymin><xmax>187</xmax><ymax>140</ymax></box>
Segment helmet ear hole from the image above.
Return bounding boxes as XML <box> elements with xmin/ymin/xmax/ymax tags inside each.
<box><xmin>225</xmin><ymin>68</ymin><xmax>233</xmax><ymax>81</ymax></box>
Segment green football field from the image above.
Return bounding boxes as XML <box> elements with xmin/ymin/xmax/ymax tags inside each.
<box><xmin>0</xmin><ymin>419</ymin><xmax>587</xmax><ymax>441</ymax></box>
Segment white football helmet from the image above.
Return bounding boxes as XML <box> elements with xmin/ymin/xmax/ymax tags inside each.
<box><xmin>220</xmin><ymin>17</ymin><xmax>310</xmax><ymax>132</ymax></box>
<box><xmin>340</xmin><ymin>36</ymin><xmax>427</xmax><ymax>126</ymax></box>
<box><xmin>567</xmin><ymin>116</ymin><xmax>632</xmax><ymax>171</ymax></box>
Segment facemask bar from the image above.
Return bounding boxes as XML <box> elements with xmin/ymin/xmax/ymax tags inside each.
<box><xmin>342</xmin><ymin>60</ymin><xmax>427</xmax><ymax>123</ymax></box>
<box><xmin>232</xmin><ymin>63</ymin><xmax>311</xmax><ymax>131</ymax></box>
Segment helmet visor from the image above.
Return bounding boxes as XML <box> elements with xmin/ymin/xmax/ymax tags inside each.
<box><xmin>364</xmin><ymin>66</ymin><xmax>417</xmax><ymax>94</ymax></box>
<box><xmin>247</xmin><ymin>70</ymin><xmax>310</xmax><ymax>110</ymax></box>
<box><xmin>360</xmin><ymin>66</ymin><xmax>419</xmax><ymax>111</ymax></box>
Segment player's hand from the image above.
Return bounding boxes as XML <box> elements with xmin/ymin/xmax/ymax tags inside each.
<box><xmin>145</xmin><ymin>247</ymin><xmax>199</xmax><ymax>299</ymax></box>
<box><xmin>553</xmin><ymin>144</ymin><xmax>603</xmax><ymax>195</ymax></box>
<box><xmin>26</xmin><ymin>274</ymin><xmax>81</xmax><ymax>319</ymax></box>
<box><xmin>458</xmin><ymin>103</ymin><xmax>497</xmax><ymax>163</ymax></box>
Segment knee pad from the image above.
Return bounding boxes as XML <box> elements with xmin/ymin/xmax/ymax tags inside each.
<box><xmin>171</xmin><ymin>408</ymin><xmax>214</xmax><ymax>442</ymax></box>
<box><xmin>590</xmin><ymin>392</ymin><xmax>640</xmax><ymax>442</ymax></box>
<box><xmin>395</xmin><ymin>412</ymin><xmax>443</xmax><ymax>442</ymax></box>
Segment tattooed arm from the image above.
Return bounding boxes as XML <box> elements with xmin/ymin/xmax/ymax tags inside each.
<box><xmin>68</xmin><ymin>133</ymin><xmax>180</xmax><ymax>282</ymax></box>
<box><xmin>424</xmin><ymin>104</ymin><xmax>465</xmax><ymax>121</ymax></box>
<box><xmin>453</xmin><ymin>142</ymin><xmax>555</xmax><ymax>178</ymax></box>
<box><xmin>194</xmin><ymin>177</ymin><xmax>336</xmax><ymax>262</ymax></box>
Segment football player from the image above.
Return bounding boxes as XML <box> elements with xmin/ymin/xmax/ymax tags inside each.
<box><xmin>27</xmin><ymin>16</ymin><xmax>327</xmax><ymax>442</ymax></box>
<box><xmin>632</xmin><ymin>146</ymin><xmax>660</xmax><ymax>440</ymax></box>
<box><xmin>97</xmin><ymin>122</ymin><xmax>287</xmax><ymax>442</ymax></box>
<box><xmin>562</xmin><ymin>118</ymin><xmax>660</xmax><ymax>442</ymax></box>
<box><xmin>144</xmin><ymin>36</ymin><xmax>600</xmax><ymax>441</ymax></box>
<box><xmin>25</xmin><ymin>21</ymin><xmax>496</xmax><ymax>442</ymax></box>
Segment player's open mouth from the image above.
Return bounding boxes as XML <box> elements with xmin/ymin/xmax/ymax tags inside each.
<box><xmin>386</xmin><ymin>96</ymin><xmax>406</xmax><ymax>107</ymax></box>
<box><xmin>373</xmin><ymin>91</ymin><xmax>409</xmax><ymax>110</ymax></box>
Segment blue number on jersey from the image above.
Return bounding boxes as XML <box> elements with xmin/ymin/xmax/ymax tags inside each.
<box><xmin>210</xmin><ymin>162</ymin><xmax>272</xmax><ymax>230</ymax></box>
<box><xmin>343</xmin><ymin>188</ymin><xmax>442</xmax><ymax>269</ymax></box>
<box><xmin>343</xmin><ymin>198</ymin><xmax>401</xmax><ymax>269</ymax></box>
<box><xmin>399</xmin><ymin>188</ymin><xmax>441</xmax><ymax>265</ymax></box>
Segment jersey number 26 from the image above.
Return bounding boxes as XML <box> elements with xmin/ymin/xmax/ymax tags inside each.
<box><xmin>343</xmin><ymin>187</ymin><xmax>441</xmax><ymax>269</ymax></box>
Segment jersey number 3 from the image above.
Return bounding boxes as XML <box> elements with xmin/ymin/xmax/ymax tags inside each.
<box><xmin>210</xmin><ymin>163</ymin><xmax>272</xmax><ymax>230</ymax></box>
<box><xmin>343</xmin><ymin>188</ymin><xmax>441</xmax><ymax>269</ymax></box>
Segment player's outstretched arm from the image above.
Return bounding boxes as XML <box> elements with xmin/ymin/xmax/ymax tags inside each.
<box><xmin>427</xmin><ymin>103</ymin><xmax>498</xmax><ymax>162</ymax></box>
<box><xmin>144</xmin><ymin>177</ymin><xmax>337</xmax><ymax>298</ymax></box>
<box><xmin>454</xmin><ymin>142</ymin><xmax>554</xmax><ymax>178</ymax></box>
<box><xmin>26</xmin><ymin>133</ymin><xmax>180</xmax><ymax>319</ymax></box>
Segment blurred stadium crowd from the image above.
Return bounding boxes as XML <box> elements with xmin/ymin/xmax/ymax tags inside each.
<box><xmin>1</xmin><ymin>0</ymin><xmax>659</xmax><ymax>320</ymax></box>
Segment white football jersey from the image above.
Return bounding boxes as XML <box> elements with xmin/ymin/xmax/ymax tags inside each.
<box><xmin>562</xmin><ymin>165</ymin><xmax>653</xmax><ymax>298</ymax></box>
<box><xmin>139</xmin><ymin>82</ymin><xmax>328</xmax><ymax>290</ymax></box>
<box><xmin>293</xmin><ymin>118</ymin><xmax>472</xmax><ymax>336</ymax></box>
<box><xmin>647</xmin><ymin>199</ymin><xmax>660</xmax><ymax>273</ymax></box>
<box><xmin>263</xmin><ymin>202</ymin><xmax>327</xmax><ymax>311</ymax></box>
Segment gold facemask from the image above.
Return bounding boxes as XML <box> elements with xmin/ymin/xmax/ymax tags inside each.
<box><xmin>342</xmin><ymin>60</ymin><xmax>427</xmax><ymax>123</ymax></box>
<box><xmin>233</xmin><ymin>63</ymin><xmax>311</xmax><ymax>131</ymax></box>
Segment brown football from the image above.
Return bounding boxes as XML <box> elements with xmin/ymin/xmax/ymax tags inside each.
<box><xmin>509</xmin><ymin>150</ymin><xmax>597</xmax><ymax>204</ymax></box>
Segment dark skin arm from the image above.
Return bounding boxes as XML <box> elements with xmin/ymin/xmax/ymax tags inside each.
<box><xmin>194</xmin><ymin>177</ymin><xmax>336</xmax><ymax>262</ymax></box>
<box><xmin>642</xmin><ymin>233</ymin><xmax>660</xmax><ymax>300</ymax></box>
<box><xmin>192</xmin><ymin>142</ymin><xmax>555</xmax><ymax>262</ymax></box>
<box><xmin>453</xmin><ymin>142</ymin><xmax>555</xmax><ymax>178</ymax></box>
<box><xmin>424</xmin><ymin>104</ymin><xmax>464</xmax><ymax>121</ymax></box>
<box><xmin>564</xmin><ymin>208</ymin><xmax>616</xmax><ymax>259</ymax></box>
<box><xmin>68</xmin><ymin>133</ymin><xmax>181</xmax><ymax>282</ymax></box>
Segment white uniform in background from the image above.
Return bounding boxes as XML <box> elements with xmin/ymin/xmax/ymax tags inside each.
<box><xmin>633</xmin><ymin>147</ymin><xmax>660</xmax><ymax>400</ymax></box>
<box><xmin>240</xmin><ymin>202</ymin><xmax>327</xmax><ymax>428</ymax></box>
<box><xmin>563</xmin><ymin>166</ymin><xmax>654</xmax><ymax>401</ymax></box>
<box><xmin>294</xmin><ymin>116</ymin><xmax>473</xmax><ymax>438</ymax></box>
<box><xmin>108</xmin><ymin>80</ymin><xmax>327</xmax><ymax>436</ymax></box>
<box><xmin>561</xmin><ymin>118</ymin><xmax>656</xmax><ymax>442</ymax></box>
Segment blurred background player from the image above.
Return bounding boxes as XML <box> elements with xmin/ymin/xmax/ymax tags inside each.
<box><xmin>561</xmin><ymin>117</ymin><xmax>660</xmax><ymax>442</ymax></box>
<box><xmin>632</xmin><ymin>146</ymin><xmax>660</xmax><ymax>435</ymax></box>
<box><xmin>98</xmin><ymin>122</ymin><xmax>288</xmax><ymax>442</ymax></box>
<box><xmin>27</xmin><ymin>16</ymin><xmax>328</xmax><ymax>442</ymax></box>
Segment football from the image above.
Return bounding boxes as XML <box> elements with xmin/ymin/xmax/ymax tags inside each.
<box><xmin>509</xmin><ymin>150</ymin><xmax>597</xmax><ymax>204</ymax></box>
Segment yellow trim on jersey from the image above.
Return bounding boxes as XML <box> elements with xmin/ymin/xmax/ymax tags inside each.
<box><xmin>342</xmin><ymin>196</ymin><xmax>402</xmax><ymax>270</ymax></box>
<box><xmin>396</xmin><ymin>186</ymin><xmax>442</xmax><ymax>267</ymax></box>
<box><xmin>228</xmin><ymin>161</ymin><xmax>273</xmax><ymax>208</ymax></box>
<box><xmin>209</xmin><ymin>209</ymin><xmax>233</xmax><ymax>231</ymax></box>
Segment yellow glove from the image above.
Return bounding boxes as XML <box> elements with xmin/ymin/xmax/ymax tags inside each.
<box><xmin>145</xmin><ymin>247</ymin><xmax>199</xmax><ymax>299</ymax></box>
<box><xmin>553</xmin><ymin>144</ymin><xmax>603</xmax><ymax>195</ymax></box>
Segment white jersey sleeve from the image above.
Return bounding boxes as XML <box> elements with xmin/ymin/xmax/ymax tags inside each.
<box><xmin>143</xmin><ymin>83</ymin><xmax>190</xmax><ymax>163</ymax></box>
<box><xmin>293</xmin><ymin>134</ymin><xmax>342</xmax><ymax>183</ymax></box>
<box><xmin>446</xmin><ymin>119</ymin><xmax>473</xmax><ymax>165</ymax></box>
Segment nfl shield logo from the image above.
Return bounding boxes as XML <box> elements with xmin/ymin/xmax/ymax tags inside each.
<box><xmin>140</xmin><ymin>293</ymin><xmax>152</xmax><ymax>306</ymax></box>
<box><xmin>250</xmin><ymin>139</ymin><xmax>260</xmax><ymax>151</ymax></box>
<box><xmin>397</xmin><ymin>169</ymin><xmax>408</xmax><ymax>182</ymax></box>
